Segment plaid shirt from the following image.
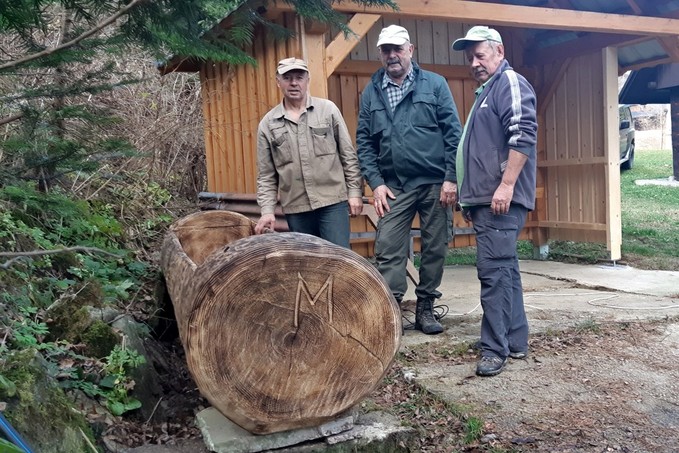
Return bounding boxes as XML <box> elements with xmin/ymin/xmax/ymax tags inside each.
<box><xmin>381</xmin><ymin>66</ymin><xmax>415</xmax><ymax>112</ymax></box>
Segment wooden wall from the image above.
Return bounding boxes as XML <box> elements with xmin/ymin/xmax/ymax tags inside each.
<box><xmin>200</xmin><ymin>14</ymin><xmax>301</xmax><ymax>194</ymax></box>
<box><xmin>198</xmin><ymin>12</ymin><xmax>620</xmax><ymax>258</ymax></box>
<box><xmin>537</xmin><ymin>49</ymin><xmax>622</xmax><ymax>258</ymax></box>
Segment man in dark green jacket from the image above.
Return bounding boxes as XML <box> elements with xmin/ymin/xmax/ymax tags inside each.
<box><xmin>356</xmin><ymin>25</ymin><xmax>462</xmax><ymax>334</ymax></box>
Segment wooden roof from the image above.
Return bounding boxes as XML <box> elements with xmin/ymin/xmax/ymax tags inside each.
<box><xmin>162</xmin><ymin>0</ymin><xmax>679</xmax><ymax>74</ymax></box>
<box><xmin>620</xmin><ymin>63</ymin><xmax>679</xmax><ymax>104</ymax></box>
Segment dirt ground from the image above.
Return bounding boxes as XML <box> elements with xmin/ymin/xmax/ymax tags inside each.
<box><xmin>402</xmin><ymin>319</ymin><xmax>679</xmax><ymax>452</ymax></box>
<box><xmin>392</xmin><ymin>262</ymin><xmax>679</xmax><ymax>453</ymax></box>
<box><xmin>111</xmin><ymin>261</ymin><xmax>679</xmax><ymax>453</ymax></box>
<box><xmin>635</xmin><ymin>128</ymin><xmax>672</xmax><ymax>151</ymax></box>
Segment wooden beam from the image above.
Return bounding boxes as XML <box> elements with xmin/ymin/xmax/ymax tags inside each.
<box><xmin>538</xmin><ymin>221</ymin><xmax>606</xmax><ymax>231</ymax></box>
<box><xmin>672</xmin><ymin>87</ymin><xmax>679</xmax><ymax>180</ymax></box>
<box><xmin>620</xmin><ymin>56</ymin><xmax>674</xmax><ymax>73</ymax></box>
<box><xmin>659</xmin><ymin>36</ymin><xmax>679</xmax><ymax>62</ymax></box>
<box><xmin>625</xmin><ymin>0</ymin><xmax>679</xmax><ymax>62</ymax></box>
<box><xmin>625</xmin><ymin>0</ymin><xmax>643</xmax><ymax>15</ymax></box>
<box><xmin>271</xmin><ymin>0</ymin><xmax>679</xmax><ymax>37</ymax></box>
<box><xmin>325</xmin><ymin>14</ymin><xmax>381</xmax><ymax>77</ymax></box>
<box><xmin>537</xmin><ymin>58</ymin><xmax>572</xmax><ymax>118</ymax></box>
<box><xmin>300</xmin><ymin>16</ymin><xmax>328</xmax><ymax>98</ymax></box>
<box><xmin>526</xmin><ymin>33</ymin><xmax>647</xmax><ymax>66</ymax></box>
<box><xmin>602</xmin><ymin>47</ymin><xmax>622</xmax><ymax>261</ymax></box>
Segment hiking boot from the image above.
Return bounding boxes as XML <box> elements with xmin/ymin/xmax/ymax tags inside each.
<box><xmin>509</xmin><ymin>350</ymin><xmax>528</xmax><ymax>359</ymax></box>
<box><xmin>415</xmin><ymin>298</ymin><xmax>443</xmax><ymax>335</ymax></box>
<box><xmin>476</xmin><ymin>356</ymin><xmax>507</xmax><ymax>376</ymax></box>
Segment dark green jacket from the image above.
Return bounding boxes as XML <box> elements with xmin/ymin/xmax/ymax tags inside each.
<box><xmin>356</xmin><ymin>62</ymin><xmax>462</xmax><ymax>192</ymax></box>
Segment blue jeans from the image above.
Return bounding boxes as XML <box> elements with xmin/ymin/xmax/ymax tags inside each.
<box><xmin>470</xmin><ymin>204</ymin><xmax>529</xmax><ymax>359</ymax></box>
<box><xmin>285</xmin><ymin>202</ymin><xmax>351</xmax><ymax>248</ymax></box>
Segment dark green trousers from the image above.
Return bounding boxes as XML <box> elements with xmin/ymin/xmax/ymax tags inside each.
<box><xmin>374</xmin><ymin>184</ymin><xmax>452</xmax><ymax>302</ymax></box>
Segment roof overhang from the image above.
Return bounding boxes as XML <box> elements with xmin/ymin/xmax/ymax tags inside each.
<box><xmin>161</xmin><ymin>0</ymin><xmax>679</xmax><ymax>74</ymax></box>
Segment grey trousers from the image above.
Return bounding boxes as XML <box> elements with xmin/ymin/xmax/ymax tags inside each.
<box><xmin>374</xmin><ymin>184</ymin><xmax>452</xmax><ymax>302</ymax></box>
<box><xmin>470</xmin><ymin>204</ymin><xmax>529</xmax><ymax>359</ymax></box>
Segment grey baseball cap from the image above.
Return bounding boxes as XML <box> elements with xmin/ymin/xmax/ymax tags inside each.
<box><xmin>452</xmin><ymin>26</ymin><xmax>503</xmax><ymax>51</ymax></box>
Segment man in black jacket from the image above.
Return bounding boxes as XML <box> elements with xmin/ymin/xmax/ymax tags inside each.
<box><xmin>357</xmin><ymin>25</ymin><xmax>462</xmax><ymax>334</ymax></box>
<box><xmin>452</xmin><ymin>26</ymin><xmax>538</xmax><ymax>376</ymax></box>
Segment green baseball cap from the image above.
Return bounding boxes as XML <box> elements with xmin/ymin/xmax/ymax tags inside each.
<box><xmin>452</xmin><ymin>26</ymin><xmax>503</xmax><ymax>51</ymax></box>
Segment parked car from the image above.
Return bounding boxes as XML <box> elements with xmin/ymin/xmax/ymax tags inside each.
<box><xmin>619</xmin><ymin>104</ymin><xmax>635</xmax><ymax>170</ymax></box>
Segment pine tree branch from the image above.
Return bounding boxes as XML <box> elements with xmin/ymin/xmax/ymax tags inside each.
<box><xmin>0</xmin><ymin>112</ymin><xmax>24</xmax><ymax>126</ymax></box>
<box><xmin>0</xmin><ymin>0</ymin><xmax>148</xmax><ymax>72</ymax></box>
<box><xmin>0</xmin><ymin>246</ymin><xmax>123</xmax><ymax>269</ymax></box>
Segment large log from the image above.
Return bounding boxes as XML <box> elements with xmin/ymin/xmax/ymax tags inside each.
<box><xmin>160</xmin><ymin>210</ymin><xmax>401</xmax><ymax>434</ymax></box>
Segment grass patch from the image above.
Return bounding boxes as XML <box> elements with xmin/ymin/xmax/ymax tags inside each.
<box><xmin>619</xmin><ymin>149</ymin><xmax>679</xmax><ymax>270</ymax></box>
<box><xmin>536</xmin><ymin>149</ymin><xmax>679</xmax><ymax>270</ymax></box>
<box><xmin>574</xmin><ymin>318</ymin><xmax>602</xmax><ymax>334</ymax></box>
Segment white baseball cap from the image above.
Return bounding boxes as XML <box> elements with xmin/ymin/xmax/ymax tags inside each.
<box><xmin>376</xmin><ymin>25</ymin><xmax>411</xmax><ymax>47</ymax></box>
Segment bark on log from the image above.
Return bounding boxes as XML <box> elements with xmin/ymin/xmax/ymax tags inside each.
<box><xmin>160</xmin><ymin>210</ymin><xmax>401</xmax><ymax>434</ymax></box>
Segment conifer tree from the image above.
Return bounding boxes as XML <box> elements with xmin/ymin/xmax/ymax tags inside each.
<box><xmin>0</xmin><ymin>0</ymin><xmax>396</xmax><ymax>190</ymax></box>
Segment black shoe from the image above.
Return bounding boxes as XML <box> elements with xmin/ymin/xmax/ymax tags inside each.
<box><xmin>415</xmin><ymin>298</ymin><xmax>443</xmax><ymax>335</ymax></box>
<box><xmin>476</xmin><ymin>356</ymin><xmax>507</xmax><ymax>376</ymax></box>
<box><xmin>509</xmin><ymin>350</ymin><xmax>528</xmax><ymax>359</ymax></box>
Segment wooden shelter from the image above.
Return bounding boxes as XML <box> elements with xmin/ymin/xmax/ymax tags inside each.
<box><xmin>162</xmin><ymin>0</ymin><xmax>679</xmax><ymax>261</ymax></box>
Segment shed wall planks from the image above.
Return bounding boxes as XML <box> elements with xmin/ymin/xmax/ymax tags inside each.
<box><xmin>197</xmin><ymin>15</ymin><xmax>621</xmax><ymax>258</ymax></box>
<box><xmin>539</xmin><ymin>50</ymin><xmax>620</xmax><ymax>255</ymax></box>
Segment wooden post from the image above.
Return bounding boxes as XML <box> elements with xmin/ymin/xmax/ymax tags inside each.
<box><xmin>672</xmin><ymin>87</ymin><xmax>679</xmax><ymax>180</ymax></box>
<box><xmin>602</xmin><ymin>47</ymin><xmax>622</xmax><ymax>262</ymax></box>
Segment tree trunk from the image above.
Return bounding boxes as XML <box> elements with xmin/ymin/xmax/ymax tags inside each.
<box><xmin>160</xmin><ymin>210</ymin><xmax>401</xmax><ymax>435</ymax></box>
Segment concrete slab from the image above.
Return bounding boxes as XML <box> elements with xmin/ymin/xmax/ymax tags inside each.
<box><xmin>401</xmin><ymin>261</ymin><xmax>679</xmax><ymax>348</ymax></box>
<box><xmin>193</xmin><ymin>408</ymin><xmax>413</xmax><ymax>453</ymax></box>
<box><xmin>195</xmin><ymin>408</ymin><xmax>355</xmax><ymax>453</ymax></box>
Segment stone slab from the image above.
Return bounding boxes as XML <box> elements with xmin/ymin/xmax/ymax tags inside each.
<box><xmin>195</xmin><ymin>408</ymin><xmax>355</xmax><ymax>453</ymax></box>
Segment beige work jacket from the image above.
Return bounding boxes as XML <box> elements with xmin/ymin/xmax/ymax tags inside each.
<box><xmin>256</xmin><ymin>97</ymin><xmax>363</xmax><ymax>215</ymax></box>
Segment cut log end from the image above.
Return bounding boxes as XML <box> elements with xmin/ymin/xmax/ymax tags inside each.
<box><xmin>161</xmin><ymin>211</ymin><xmax>401</xmax><ymax>434</ymax></box>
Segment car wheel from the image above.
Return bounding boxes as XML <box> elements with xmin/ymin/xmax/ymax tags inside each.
<box><xmin>621</xmin><ymin>142</ymin><xmax>634</xmax><ymax>170</ymax></box>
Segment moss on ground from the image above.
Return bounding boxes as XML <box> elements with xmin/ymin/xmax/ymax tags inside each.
<box><xmin>82</xmin><ymin>320</ymin><xmax>119</xmax><ymax>358</ymax></box>
<box><xmin>0</xmin><ymin>349</ymin><xmax>96</xmax><ymax>453</ymax></box>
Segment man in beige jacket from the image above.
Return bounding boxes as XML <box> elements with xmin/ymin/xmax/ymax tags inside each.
<box><xmin>255</xmin><ymin>57</ymin><xmax>363</xmax><ymax>248</ymax></box>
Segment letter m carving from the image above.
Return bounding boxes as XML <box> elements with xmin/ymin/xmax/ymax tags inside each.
<box><xmin>294</xmin><ymin>273</ymin><xmax>333</xmax><ymax>328</ymax></box>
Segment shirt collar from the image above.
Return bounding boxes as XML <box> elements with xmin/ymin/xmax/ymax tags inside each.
<box><xmin>381</xmin><ymin>65</ymin><xmax>415</xmax><ymax>89</ymax></box>
<box><xmin>272</xmin><ymin>95</ymin><xmax>314</xmax><ymax>119</ymax></box>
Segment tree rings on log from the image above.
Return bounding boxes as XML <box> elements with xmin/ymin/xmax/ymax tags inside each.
<box><xmin>161</xmin><ymin>210</ymin><xmax>401</xmax><ymax>434</ymax></box>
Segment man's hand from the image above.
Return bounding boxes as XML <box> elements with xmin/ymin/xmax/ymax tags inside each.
<box><xmin>348</xmin><ymin>197</ymin><xmax>363</xmax><ymax>217</ymax></box>
<box><xmin>440</xmin><ymin>181</ymin><xmax>457</xmax><ymax>208</ymax></box>
<box><xmin>254</xmin><ymin>214</ymin><xmax>276</xmax><ymax>234</ymax></box>
<box><xmin>491</xmin><ymin>182</ymin><xmax>514</xmax><ymax>215</ymax></box>
<box><xmin>372</xmin><ymin>184</ymin><xmax>396</xmax><ymax>218</ymax></box>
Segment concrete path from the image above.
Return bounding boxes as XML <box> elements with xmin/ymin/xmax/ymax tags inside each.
<box><xmin>402</xmin><ymin>260</ymin><xmax>679</xmax><ymax>348</ymax></box>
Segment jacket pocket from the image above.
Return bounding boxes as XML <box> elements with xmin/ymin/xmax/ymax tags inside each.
<box><xmin>270</xmin><ymin>124</ymin><xmax>292</xmax><ymax>166</ymax></box>
<box><xmin>411</xmin><ymin>93</ymin><xmax>438</xmax><ymax>128</ymax></box>
<box><xmin>310</xmin><ymin>124</ymin><xmax>335</xmax><ymax>156</ymax></box>
<box><xmin>369</xmin><ymin>101</ymin><xmax>388</xmax><ymax>136</ymax></box>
